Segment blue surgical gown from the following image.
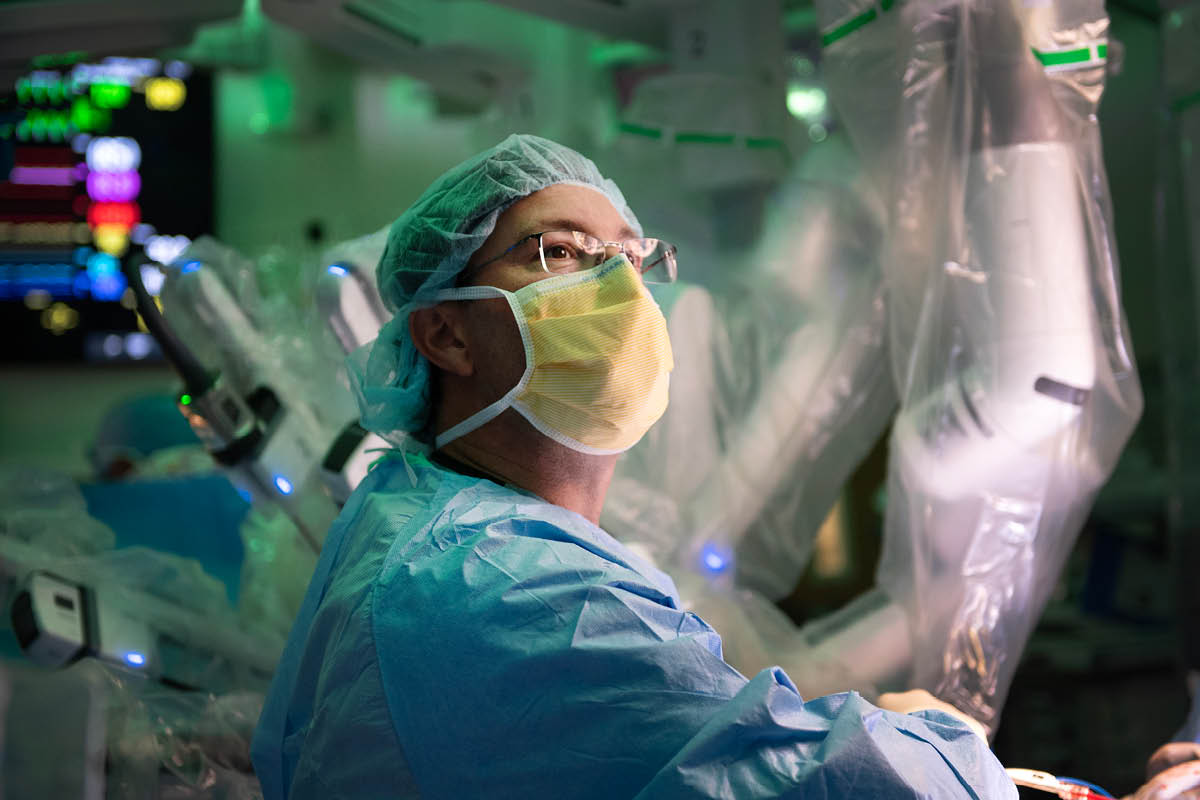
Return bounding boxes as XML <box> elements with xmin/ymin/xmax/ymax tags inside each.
<box><xmin>252</xmin><ymin>452</ymin><xmax>1016</xmax><ymax>799</ymax></box>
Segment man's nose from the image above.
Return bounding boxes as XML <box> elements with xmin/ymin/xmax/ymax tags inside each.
<box><xmin>593</xmin><ymin>242</ymin><xmax>622</xmax><ymax>267</ymax></box>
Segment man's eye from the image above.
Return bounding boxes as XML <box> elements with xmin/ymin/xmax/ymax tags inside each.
<box><xmin>544</xmin><ymin>244</ymin><xmax>576</xmax><ymax>260</ymax></box>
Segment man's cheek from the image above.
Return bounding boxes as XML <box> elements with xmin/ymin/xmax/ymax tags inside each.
<box><xmin>469</xmin><ymin>302</ymin><xmax>525</xmax><ymax>387</ymax></box>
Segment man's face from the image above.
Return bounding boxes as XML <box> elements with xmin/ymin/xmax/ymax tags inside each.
<box><xmin>452</xmin><ymin>184</ymin><xmax>636</xmax><ymax>401</ymax></box>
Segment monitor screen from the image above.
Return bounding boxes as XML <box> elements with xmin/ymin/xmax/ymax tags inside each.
<box><xmin>0</xmin><ymin>57</ymin><xmax>214</xmax><ymax>363</ymax></box>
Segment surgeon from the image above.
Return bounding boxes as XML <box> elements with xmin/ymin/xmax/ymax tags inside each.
<box><xmin>251</xmin><ymin>134</ymin><xmax>1014</xmax><ymax>799</ymax></box>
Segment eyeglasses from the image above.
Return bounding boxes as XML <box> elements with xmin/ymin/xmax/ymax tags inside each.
<box><xmin>475</xmin><ymin>230</ymin><xmax>678</xmax><ymax>284</ymax></box>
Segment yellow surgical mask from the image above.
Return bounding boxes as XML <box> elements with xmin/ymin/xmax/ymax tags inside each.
<box><xmin>433</xmin><ymin>256</ymin><xmax>673</xmax><ymax>454</ymax></box>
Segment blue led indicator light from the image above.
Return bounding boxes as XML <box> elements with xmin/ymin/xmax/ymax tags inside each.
<box><xmin>180</xmin><ymin>260</ymin><xmax>201</xmax><ymax>274</ymax></box>
<box><xmin>124</xmin><ymin>651</ymin><xmax>146</xmax><ymax>667</ymax></box>
<box><xmin>273</xmin><ymin>475</ymin><xmax>294</xmax><ymax>495</ymax></box>
<box><xmin>700</xmin><ymin>544</ymin><xmax>729</xmax><ymax>574</ymax></box>
<box><xmin>327</xmin><ymin>264</ymin><xmax>348</xmax><ymax>277</ymax></box>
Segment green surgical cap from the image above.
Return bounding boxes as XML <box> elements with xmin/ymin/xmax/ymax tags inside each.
<box><xmin>349</xmin><ymin>134</ymin><xmax>641</xmax><ymax>444</ymax></box>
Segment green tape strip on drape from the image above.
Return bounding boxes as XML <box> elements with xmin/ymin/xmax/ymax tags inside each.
<box><xmin>820</xmin><ymin>0</ymin><xmax>896</xmax><ymax>46</ymax></box>
<box><xmin>618</xmin><ymin>122</ymin><xmax>785</xmax><ymax>151</ymax></box>
<box><xmin>1032</xmin><ymin>43</ymin><xmax>1107</xmax><ymax>67</ymax></box>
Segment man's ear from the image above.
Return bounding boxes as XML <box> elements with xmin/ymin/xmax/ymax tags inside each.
<box><xmin>409</xmin><ymin>304</ymin><xmax>473</xmax><ymax>377</ymax></box>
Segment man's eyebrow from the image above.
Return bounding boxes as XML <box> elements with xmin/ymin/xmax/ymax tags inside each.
<box><xmin>518</xmin><ymin>218</ymin><xmax>639</xmax><ymax>242</ymax></box>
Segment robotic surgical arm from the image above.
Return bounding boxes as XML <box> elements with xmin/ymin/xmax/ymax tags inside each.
<box><xmin>874</xmin><ymin>105</ymin><xmax>1104</xmax><ymax>725</ymax></box>
<box><xmin>799</xmin><ymin>0</ymin><xmax>1142</xmax><ymax>730</ymax></box>
<box><xmin>125</xmin><ymin>234</ymin><xmax>393</xmax><ymax>553</ymax></box>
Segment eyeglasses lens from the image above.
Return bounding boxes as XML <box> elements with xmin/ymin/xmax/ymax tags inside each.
<box><xmin>539</xmin><ymin>231</ymin><xmax>676</xmax><ymax>283</ymax></box>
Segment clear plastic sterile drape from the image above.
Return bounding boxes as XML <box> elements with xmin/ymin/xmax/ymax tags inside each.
<box><xmin>813</xmin><ymin>0</ymin><xmax>1142</xmax><ymax>729</ymax></box>
<box><xmin>604</xmin><ymin>158</ymin><xmax>895</xmax><ymax>604</ymax></box>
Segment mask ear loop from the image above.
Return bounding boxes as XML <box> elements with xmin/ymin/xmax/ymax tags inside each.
<box><xmin>428</xmin><ymin>285</ymin><xmax>535</xmax><ymax>450</ymax></box>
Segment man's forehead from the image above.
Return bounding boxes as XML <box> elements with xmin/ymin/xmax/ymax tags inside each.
<box><xmin>514</xmin><ymin>217</ymin><xmax>639</xmax><ymax>242</ymax></box>
<box><xmin>502</xmin><ymin>185</ymin><xmax>636</xmax><ymax>241</ymax></box>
